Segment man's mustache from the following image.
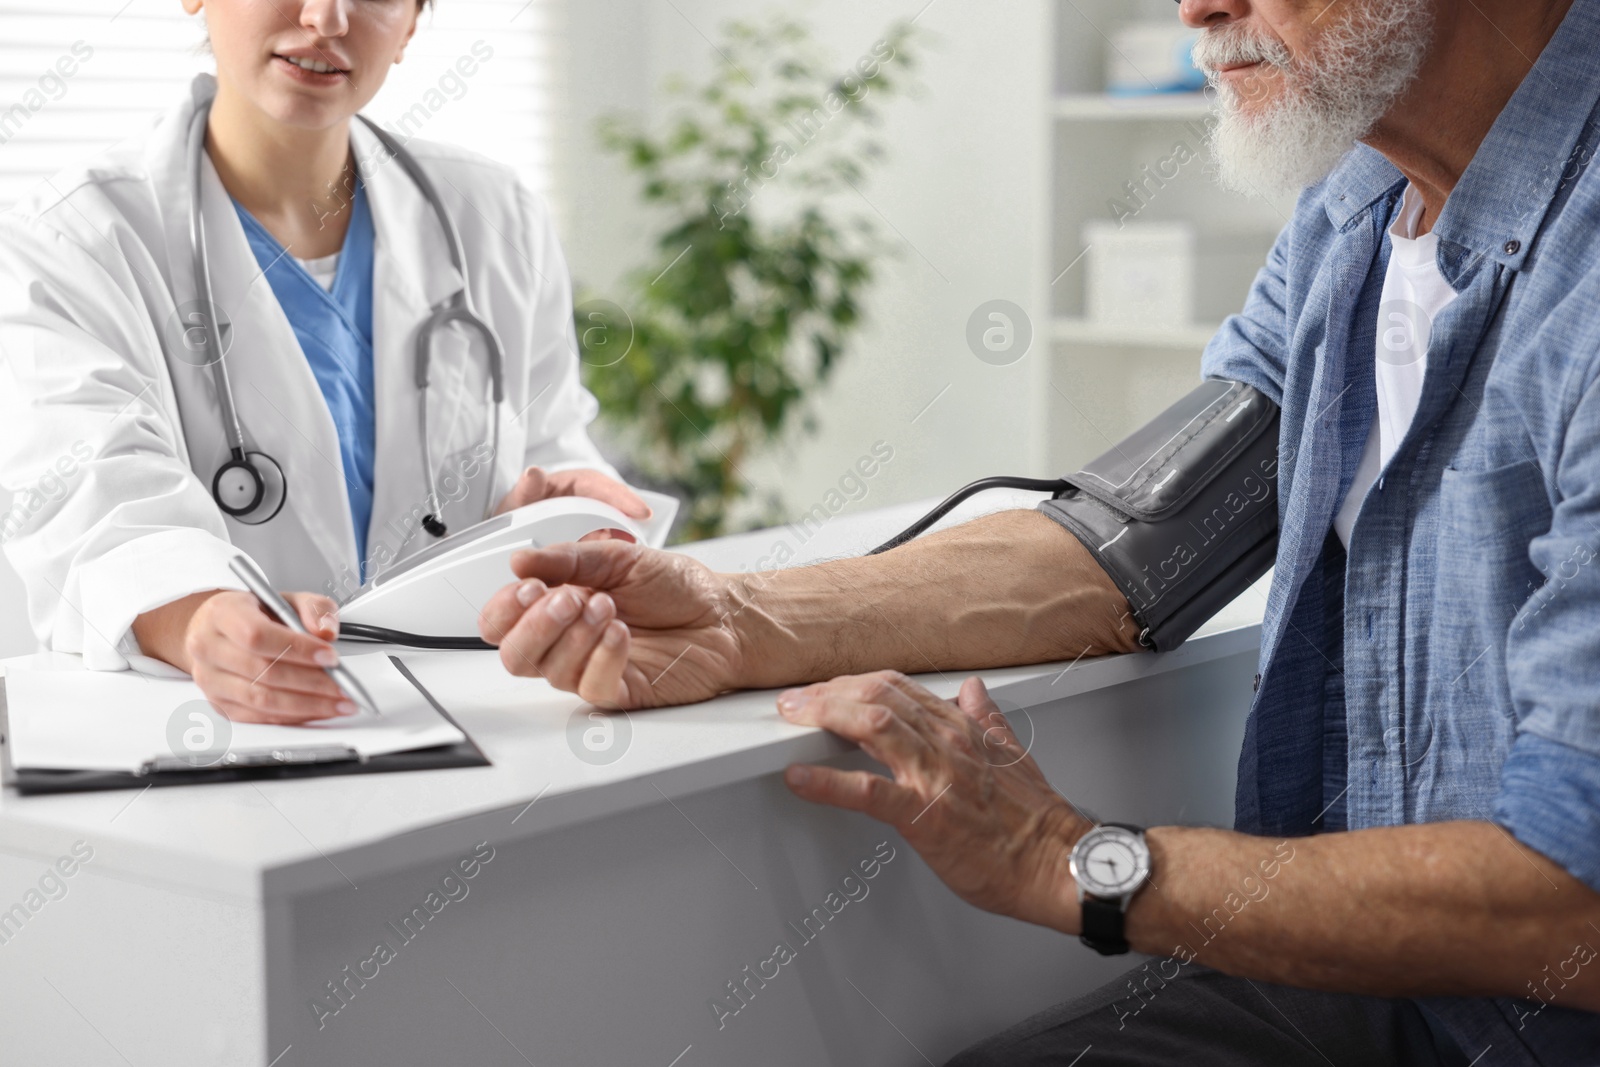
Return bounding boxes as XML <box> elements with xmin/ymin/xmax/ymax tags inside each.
<box><xmin>1192</xmin><ymin>25</ymin><xmax>1293</xmax><ymax>77</ymax></box>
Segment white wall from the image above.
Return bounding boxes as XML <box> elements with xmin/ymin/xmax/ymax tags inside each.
<box><xmin>0</xmin><ymin>492</ymin><xmax>33</xmax><ymax>657</ymax></box>
<box><xmin>560</xmin><ymin>0</ymin><xmax>1053</xmax><ymax>524</ymax></box>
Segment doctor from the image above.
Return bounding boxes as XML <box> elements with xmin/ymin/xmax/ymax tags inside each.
<box><xmin>0</xmin><ymin>0</ymin><xmax>646</xmax><ymax>723</ymax></box>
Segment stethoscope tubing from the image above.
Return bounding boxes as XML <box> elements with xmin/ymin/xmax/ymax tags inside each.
<box><xmin>354</xmin><ymin>116</ymin><xmax>505</xmax><ymax>528</ymax></box>
<box><xmin>185</xmin><ymin>98</ymin><xmax>504</xmax><ymax>537</ymax></box>
<box><xmin>186</xmin><ymin>105</ymin><xmax>250</xmax><ymax>458</ymax></box>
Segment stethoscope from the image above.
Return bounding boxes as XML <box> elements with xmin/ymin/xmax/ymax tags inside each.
<box><xmin>184</xmin><ymin>99</ymin><xmax>504</xmax><ymax>539</ymax></box>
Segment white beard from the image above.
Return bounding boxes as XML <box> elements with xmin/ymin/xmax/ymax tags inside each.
<box><xmin>1193</xmin><ymin>0</ymin><xmax>1436</xmax><ymax>195</ymax></box>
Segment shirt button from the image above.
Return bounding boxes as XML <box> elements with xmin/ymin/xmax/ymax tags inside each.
<box><xmin>1253</xmin><ymin>673</ymin><xmax>1262</xmax><ymax>693</ymax></box>
<box><xmin>1504</xmin><ymin>239</ymin><xmax>1522</xmax><ymax>255</ymax></box>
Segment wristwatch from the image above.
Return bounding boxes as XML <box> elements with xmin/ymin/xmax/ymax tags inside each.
<box><xmin>1068</xmin><ymin>822</ymin><xmax>1151</xmax><ymax>955</ymax></box>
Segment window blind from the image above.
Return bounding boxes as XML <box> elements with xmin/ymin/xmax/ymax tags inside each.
<box><xmin>0</xmin><ymin>0</ymin><xmax>562</xmax><ymax>212</ymax></box>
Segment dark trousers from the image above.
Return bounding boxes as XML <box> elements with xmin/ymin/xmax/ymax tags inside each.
<box><xmin>945</xmin><ymin>964</ymin><xmax>1470</xmax><ymax>1066</ymax></box>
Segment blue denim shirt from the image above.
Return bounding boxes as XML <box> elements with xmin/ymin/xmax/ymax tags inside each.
<box><xmin>1200</xmin><ymin>1</ymin><xmax>1600</xmax><ymax>1060</ymax></box>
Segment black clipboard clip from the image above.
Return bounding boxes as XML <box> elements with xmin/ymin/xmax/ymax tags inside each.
<box><xmin>138</xmin><ymin>745</ymin><xmax>365</xmax><ymax>777</ymax></box>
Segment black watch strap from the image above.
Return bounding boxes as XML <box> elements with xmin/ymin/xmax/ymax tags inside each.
<box><xmin>1079</xmin><ymin>895</ymin><xmax>1130</xmax><ymax>956</ymax></box>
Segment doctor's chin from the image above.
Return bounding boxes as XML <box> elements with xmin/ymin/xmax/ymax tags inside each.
<box><xmin>1</xmin><ymin>0</ymin><xmax>1598</xmax><ymax>1065</ymax></box>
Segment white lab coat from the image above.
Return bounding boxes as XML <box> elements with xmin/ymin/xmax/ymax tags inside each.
<box><xmin>0</xmin><ymin>74</ymin><xmax>617</xmax><ymax>670</ymax></box>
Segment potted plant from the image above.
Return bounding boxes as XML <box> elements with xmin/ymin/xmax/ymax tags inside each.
<box><xmin>577</xmin><ymin>15</ymin><xmax>919</xmax><ymax>540</ymax></box>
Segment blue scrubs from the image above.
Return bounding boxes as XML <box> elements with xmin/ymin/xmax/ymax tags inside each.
<box><xmin>234</xmin><ymin>181</ymin><xmax>377</xmax><ymax>577</ymax></box>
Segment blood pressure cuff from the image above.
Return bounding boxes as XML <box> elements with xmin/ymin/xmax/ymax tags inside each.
<box><xmin>1038</xmin><ymin>379</ymin><xmax>1281</xmax><ymax>653</ymax></box>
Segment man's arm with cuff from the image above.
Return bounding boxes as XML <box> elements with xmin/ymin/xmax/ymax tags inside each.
<box><xmin>733</xmin><ymin>510</ymin><xmax>1145</xmax><ymax>685</ymax></box>
<box><xmin>481</xmin><ymin>374</ymin><xmax>1276</xmax><ymax>708</ymax></box>
<box><xmin>479</xmin><ymin>509</ymin><xmax>1143</xmax><ymax>708</ymax></box>
<box><xmin>483</xmin><ymin>228</ymin><xmax>1294</xmax><ymax>708</ymax></box>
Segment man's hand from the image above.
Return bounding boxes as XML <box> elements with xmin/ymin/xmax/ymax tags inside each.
<box><xmin>477</xmin><ymin>540</ymin><xmax>746</xmax><ymax>708</ymax></box>
<box><xmin>493</xmin><ymin>466</ymin><xmax>651</xmax><ymax>528</ymax></box>
<box><xmin>776</xmin><ymin>670</ymin><xmax>1088</xmax><ymax>932</ymax></box>
<box><xmin>476</xmin><ymin>510</ymin><xmax>1142</xmax><ymax>710</ymax></box>
<box><xmin>773</xmin><ymin>674</ymin><xmax>1600</xmax><ymax>1012</ymax></box>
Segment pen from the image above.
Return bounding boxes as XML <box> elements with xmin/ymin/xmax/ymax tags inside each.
<box><xmin>227</xmin><ymin>555</ymin><xmax>380</xmax><ymax>717</ymax></box>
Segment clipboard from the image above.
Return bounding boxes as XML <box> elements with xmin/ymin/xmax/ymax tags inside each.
<box><xmin>0</xmin><ymin>657</ymin><xmax>490</xmax><ymax>795</ymax></box>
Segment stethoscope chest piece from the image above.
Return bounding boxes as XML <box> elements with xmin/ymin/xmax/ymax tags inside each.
<box><xmin>212</xmin><ymin>449</ymin><xmax>287</xmax><ymax>525</ymax></box>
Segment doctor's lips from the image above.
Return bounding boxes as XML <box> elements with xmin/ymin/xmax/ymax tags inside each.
<box><xmin>273</xmin><ymin>48</ymin><xmax>352</xmax><ymax>85</ymax></box>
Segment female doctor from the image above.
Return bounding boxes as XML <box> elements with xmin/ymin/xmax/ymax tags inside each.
<box><xmin>0</xmin><ymin>0</ymin><xmax>642</xmax><ymax>723</ymax></box>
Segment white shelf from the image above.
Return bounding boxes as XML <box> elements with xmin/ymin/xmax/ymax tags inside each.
<box><xmin>1054</xmin><ymin>93</ymin><xmax>1215</xmax><ymax>121</ymax></box>
<box><xmin>1051</xmin><ymin>317</ymin><xmax>1220</xmax><ymax>350</ymax></box>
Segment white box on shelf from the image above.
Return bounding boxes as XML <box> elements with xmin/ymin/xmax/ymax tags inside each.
<box><xmin>1105</xmin><ymin>24</ymin><xmax>1204</xmax><ymax>96</ymax></box>
<box><xmin>1083</xmin><ymin>221</ymin><xmax>1195</xmax><ymax>329</ymax></box>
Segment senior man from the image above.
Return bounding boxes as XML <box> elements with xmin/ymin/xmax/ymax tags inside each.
<box><xmin>481</xmin><ymin>0</ymin><xmax>1600</xmax><ymax>1062</ymax></box>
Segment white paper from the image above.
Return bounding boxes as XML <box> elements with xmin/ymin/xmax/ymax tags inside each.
<box><xmin>5</xmin><ymin>653</ymin><xmax>465</xmax><ymax>774</ymax></box>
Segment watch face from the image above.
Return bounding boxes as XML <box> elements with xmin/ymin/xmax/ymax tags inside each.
<box><xmin>1070</xmin><ymin>825</ymin><xmax>1150</xmax><ymax>897</ymax></box>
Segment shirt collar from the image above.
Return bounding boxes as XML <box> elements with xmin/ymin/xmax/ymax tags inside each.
<box><xmin>1322</xmin><ymin>0</ymin><xmax>1600</xmax><ymax>270</ymax></box>
<box><xmin>1322</xmin><ymin>145</ymin><xmax>1404</xmax><ymax>233</ymax></box>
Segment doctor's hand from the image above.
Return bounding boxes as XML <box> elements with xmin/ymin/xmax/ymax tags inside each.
<box><xmin>493</xmin><ymin>466</ymin><xmax>651</xmax><ymax>539</ymax></box>
<box><xmin>777</xmin><ymin>671</ymin><xmax>1086</xmax><ymax>933</ymax></box>
<box><xmin>133</xmin><ymin>590</ymin><xmax>353</xmax><ymax>725</ymax></box>
<box><xmin>477</xmin><ymin>540</ymin><xmax>742</xmax><ymax>708</ymax></box>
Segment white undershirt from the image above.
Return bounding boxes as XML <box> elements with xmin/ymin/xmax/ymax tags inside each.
<box><xmin>1332</xmin><ymin>185</ymin><xmax>1459</xmax><ymax>547</ymax></box>
<box><xmin>296</xmin><ymin>251</ymin><xmax>340</xmax><ymax>291</ymax></box>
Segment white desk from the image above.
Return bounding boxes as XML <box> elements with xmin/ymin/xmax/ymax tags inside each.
<box><xmin>0</xmin><ymin>494</ymin><xmax>1266</xmax><ymax>1067</ymax></box>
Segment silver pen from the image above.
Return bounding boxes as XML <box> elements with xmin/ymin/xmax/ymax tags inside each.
<box><xmin>227</xmin><ymin>555</ymin><xmax>380</xmax><ymax>716</ymax></box>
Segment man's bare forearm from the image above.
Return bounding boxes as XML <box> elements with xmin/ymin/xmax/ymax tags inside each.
<box><xmin>730</xmin><ymin>510</ymin><xmax>1142</xmax><ymax>689</ymax></box>
<box><xmin>1119</xmin><ymin>821</ymin><xmax>1600</xmax><ymax>1011</ymax></box>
